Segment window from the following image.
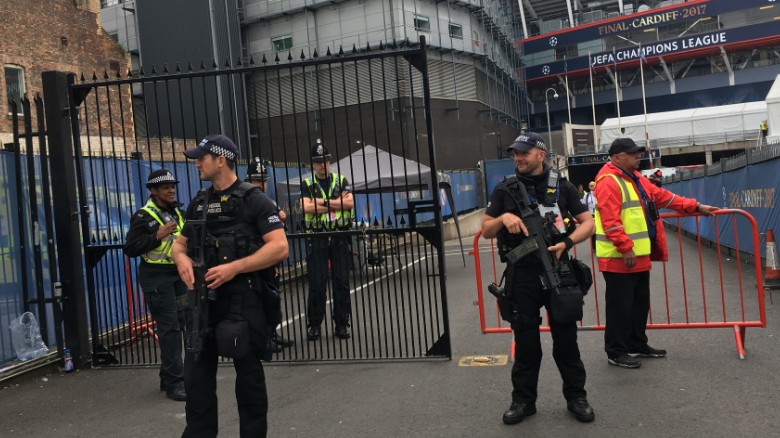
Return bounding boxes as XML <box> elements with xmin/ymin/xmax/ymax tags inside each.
<box><xmin>414</xmin><ymin>15</ymin><xmax>430</xmax><ymax>32</ymax></box>
<box><xmin>268</xmin><ymin>0</ymin><xmax>281</xmax><ymax>3</ymax></box>
<box><xmin>449</xmin><ymin>23</ymin><xmax>463</xmax><ymax>39</ymax></box>
<box><xmin>4</xmin><ymin>65</ymin><xmax>25</xmax><ymax>115</ymax></box>
<box><xmin>272</xmin><ymin>35</ymin><xmax>293</xmax><ymax>53</ymax></box>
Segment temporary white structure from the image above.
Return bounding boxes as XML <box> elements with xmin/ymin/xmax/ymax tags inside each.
<box><xmin>766</xmin><ymin>74</ymin><xmax>780</xmax><ymax>140</ymax></box>
<box><xmin>279</xmin><ymin>144</ymin><xmax>433</xmax><ymax>195</ymax></box>
<box><xmin>600</xmin><ymin>101</ymin><xmax>767</xmax><ymax>148</ymax></box>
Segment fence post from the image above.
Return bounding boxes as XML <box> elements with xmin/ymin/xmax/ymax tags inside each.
<box><xmin>42</xmin><ymin>71</ymin><xmax>90</xmax><ymax>369</ymax></box>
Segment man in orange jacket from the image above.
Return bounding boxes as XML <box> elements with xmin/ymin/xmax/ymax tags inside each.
<box><xmin>594</xmin><ymin>138</ymin><xmax>717</xmax><ymax>369</ymax></box>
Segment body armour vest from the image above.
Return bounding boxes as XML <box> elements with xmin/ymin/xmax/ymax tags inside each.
<box><xmin>188</xmin><ymin>182</ymin><xmax>265</xmax><ymax>273</ymax></box>
<box><xmin>140</xmin><ymin>199</ymin><xmax>185</xmax><ymax>265</ymax></box>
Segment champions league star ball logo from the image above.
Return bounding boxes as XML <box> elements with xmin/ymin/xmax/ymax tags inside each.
<box><xmin>549</xmin><ymin>37</ymin><xmax>558</xmax><ymax>47</ymax></box>
<box><xmin>542</xmin><ymin>65</ymin><xmax>551</xmax><ymax>75</ymax></box>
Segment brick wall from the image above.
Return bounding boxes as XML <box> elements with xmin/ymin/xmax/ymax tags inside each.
<box><xmin>0</xmin><ymin>0</ymin><xmax>131</xmax><ymax>147</ymax></box>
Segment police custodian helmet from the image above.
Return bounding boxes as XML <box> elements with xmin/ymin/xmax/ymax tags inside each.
<box><xmin>246</xmin><ymin>157</ymin><xmax>270</xmax><ymax>182</ymax></box>
<box><xmin>310</xmin><ymin>139</ymin><xmax>332</xmax><ymax>163</ymax></box>
<box><xmin>146</xmin><ymin>169</ymin><xmax>179</xmax><ymax>189</ymax></box>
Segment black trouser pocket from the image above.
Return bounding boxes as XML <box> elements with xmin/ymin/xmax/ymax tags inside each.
<box><xmin>215</xmin><ymin>318</ymin><xmax>252</xmax><ymax>360</ymax></box>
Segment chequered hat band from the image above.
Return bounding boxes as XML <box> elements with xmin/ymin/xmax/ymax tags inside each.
<box><xmin>209</xmin><ymin>145</ymin><xmax>236</xmax><ymax>161</ymax></box>
<box><xmin>148</xmin><ymin>174</ymin><xmax>177</xmax><ymax>185</ymax></box>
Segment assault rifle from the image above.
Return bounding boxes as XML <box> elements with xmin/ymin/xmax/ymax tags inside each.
<box><xmin>185</xmin><ymin>209</ymin><xmax>214</xmax><ymax>361</ymax></box>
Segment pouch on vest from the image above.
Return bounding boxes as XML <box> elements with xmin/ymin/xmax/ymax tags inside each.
<box><xmin>549</xmin><ymin>284</ymin><xmax>584</xmax><ymax>324</ymax></box>
<box><xmin>567</xmin><ymin>258</ymin><xmax>593</xmax><ymax>296</ymax></box>
<box><xmin>215</xmin><ymin>316</ymin><xmax>252</xmax><ymax>359</ymax></box>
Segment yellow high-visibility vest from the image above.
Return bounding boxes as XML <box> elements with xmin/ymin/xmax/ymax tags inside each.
<box><xmin>594</xmin><ymin>174</ymin><xmax>651</xmax><ymax>258</ymax></box>
<box><xmin>303</xmin><ymin>173</ymin><xmax>354</xmax><ymax>231</ymax></box>
<box><xmin>140</xmin><ymin>199</ymin><xmax>184</xmax><ymax>264</ymax></box>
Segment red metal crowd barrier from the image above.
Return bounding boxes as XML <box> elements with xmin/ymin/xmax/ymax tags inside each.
<box><xmin>471</xmin><ymin>209</ymin><xmax>767</xmax><ymax>359</ymax></box>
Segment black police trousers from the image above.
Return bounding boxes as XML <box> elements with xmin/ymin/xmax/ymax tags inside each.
<box><xmin>182</xmin><ymin>333</ymin><xmax>268</xmax><ymax>437</ymax></box>
<box><xmin>603</xmin><ymin>270</ymin><xmax>651</xmax><ymax>359</ymax></box>
<box><xmin>306</xmin><ymin>235</ymin><xmax>351</xmax><ymax>328</ymax></box>
<box><xmin>139</xmin><ymin>265</ymin><xmax>186</xmax><ymax>391</ymax></box>
<box><xmin>509</xmin><ymin>265</ymin><xmax>587</xmax><ymax>404</ymax></box>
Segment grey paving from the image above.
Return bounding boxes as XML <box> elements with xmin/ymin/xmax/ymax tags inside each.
<box><xmin>1</xmin><ymin>236</ymin><xmax>779</xmax><ymax>437</ymax></box>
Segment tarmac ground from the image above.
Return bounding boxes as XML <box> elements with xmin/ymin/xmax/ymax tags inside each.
<box><xmin>1</xmin><ymin>235</ymin><xmax>779</xmax><ymax>437</ymax></box>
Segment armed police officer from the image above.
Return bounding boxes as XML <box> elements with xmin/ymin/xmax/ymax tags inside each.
<box><xmin>300</xmin><ymin>140</ymin><xmax>355</xmax><ymax>341</ymax></box>
<box><xmin>481</xmin><ymin>132</ymin><xmax>596</xmax><ymax>425</ymax></box>
<box><xmin>172</xmin><ymin>135</ymin><xmax>288</xmax><ymax>437</ymax></box>
<box><xmin>246</xmin><ymin>157</ymin><xmax>294</xmax><ymax>353</ymax></box>
<box><xmin>123</xmin><ymin>169</ymin><xmax>187</xmax><ymax>402</ymax></box>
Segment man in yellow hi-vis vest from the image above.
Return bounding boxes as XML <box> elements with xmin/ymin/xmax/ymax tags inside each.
<box><xmin>300</xmin><ymin>140</ymin><xmax>354</xmax><ymax>341</ymax></box>
<box><xmin>594</xmin><ymin>138</ymin><xmax>717</xmax><ymax>369</ymax></box>
<box><xmin>123</xmin><ymin>169</ymin><xmax>187</xmax><ymax>401</ymax></box>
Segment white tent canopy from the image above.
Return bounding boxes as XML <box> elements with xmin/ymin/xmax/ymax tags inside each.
<box><xmin>279</xmin><ymin>144</ymin><xmax>433</xmax><ymax>195</ymax></box>
<box><xmin>766</xmin><ymin>74</ymin><xmax>780</xmax><ymax>140</ymax></box>
<box><xmin>600</xmin><ymin>102</ymin><xmax>767</xmax><ymax>148</ymax></box>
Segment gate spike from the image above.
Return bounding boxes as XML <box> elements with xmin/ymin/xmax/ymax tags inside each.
<box><xmin>373</xmin><ymin>217</ymin><xmax>379</xmax><ymax>227</ymax></box>
<box><xmin>365</xmin><ymin>42</ymin><xmax>371</xmax><ymax>52</ymax></box>
<box><xmin>379</xmin><ymin>41</ymin><xmax>384</xmax><ymax>50</ymax></box>
<box><xmin>237</xmin><ymin>57</ymin><xmax>243</xmax><ymax>67</ymax></box>
<box><xmin>91</xmin><ymin>234</ymin><xmax>97</xmax><ymax>244</ymax></box>
<box><xmin>113</xmin><ymin>233</ymin><xmax>119</xmax><ymax>243</ymax></box>
<box><xmin>224</xmin><ymin>58</ymin><xmax>231</xmax><ymax>68</ymax></box>
<box><xmin>338</xmin><ymin>46</ymin><xmax>344</xmax><ymax>56</ymax></box>
<box><xmin>386</xmin><ymin>216</ymin><xmax>393</xmax><ymax>227</ymax></box>
<box><xmin>261</xmin><ymin>54</ymin><xmax>267</xmax><ymax>64</ymax></box>
<box><xmin>352</xmin><ymin>44</ymin><xmax>357</xmax><ymax>54</ymax></box>
<box><xmin>287</xmin><ymin>51</ymin><xmax>293</xmax><ymax>62</ymax></box>
<box><xmin>312</xmin><ymin>48</ymin><xmax>319</xmax><ymax>58</ymax></box>
<box><xmin>211</xmin><ymin>60</ymin><xmax>218</xmax><ymax>69</ymax></box>
<box><xmin>326</xmin><ymin>47</ymin><xmax>332</xmax><ymax>57</ymax></box>
<box><xmin>249</xmin><ymin>56</ymin><xmax>255</xmax><ymax>65</ymax></box>
<box><xmin>186</xmin><ymin>62</ymin><xmax>193</xmax><ymax>72</ymax></box>
<box><xmin>103</xmin><ymin>70</ymin><xmax>109</xmax><ymax>79</ymax></box>
<box><xmin>274</xmin><ymin>53</ymin><xmax>280</xmax><ymax>63</ymax></box>
<box><xmin>115</xmin><ymin>69</ymin><xmax>121</xmax><ymax>78</ymax></box>
<box><xmin>80</xmin><ymin>73</ymin><xmax>86</xmax><ymax>82</ymax></box>
<box><xmin>150</xmin><ymin>66</ymin><xmax>157</xmax><ymax>75</ymax></box>
<box><xmin>91</xmin><ymin>72</ymin><xmax>98</xmax><ymax>81</ymax></box>
<box><xmin>102</xmin><ymin>232</ymin><xmax>108</xmax><ymax>243</ymax></box>
<box><xmin>199</xmin><ymin>60</ymin><xmax>206</xmax><ymax>70</ymax></box>
<box><xmin>299</xmin><ymin>49</ymin><xmax>306</xmax><ymax>60</ymax></box>
<box><xmin>139</xmin><ymin>67</ymin><xmax>145</xmax><ymax>77</ymax></box>
<box><xmin>400</xmin><ymin>216</ymin><xmax>406</xmax><ymax>226</ymax></box>
<box><xmin>163</xmin><ymin>63</ymin><xmax>169</xmax><ymax>73</ymax></box>
<box><xmin>175</xmin><ymin>63</ymin><xmax>182</xmax><ymax>73</ymax></box>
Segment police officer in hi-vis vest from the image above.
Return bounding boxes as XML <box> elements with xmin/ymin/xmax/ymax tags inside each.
<box><xmin>594</xmin><ymin>138</ymin><xmax>717</xmax><ymax>369</ymax></box>
<box><xmin>123</xmin><ymin>169</ymin><xmax>187</xmax><ymax>401</ymax></box>
<box><xmin>300</xmin><ymin>140</ymin><xmax>355</xmax><ymax>341</ymax></box>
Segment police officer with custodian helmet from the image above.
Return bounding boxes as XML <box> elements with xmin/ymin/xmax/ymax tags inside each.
<box><xmin>123</xmin><ymin>169</ymin><xmax>187</xmax><ymax>402</ymax></box>
<box><xmin>481</xmin><ymin>132</ymin><xmax>596</xmax><ymax>425</ymax></box>
<box><xmin>300</xmin><ymin>140</ymin><xmax>355</xmax><ymax>341</ymax></box>
<box><xmin>172</xmin><ymin>135</ymin><xmax>288</xmax><ymax>437</ymax></box>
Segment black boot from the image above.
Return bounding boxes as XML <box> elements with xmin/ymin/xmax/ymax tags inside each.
<box><xmin>502</xmin><ymin>402</ymin><xmax>536</xmax><ymax>425</ymax></box>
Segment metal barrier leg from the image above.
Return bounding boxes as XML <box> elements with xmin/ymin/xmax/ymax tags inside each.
<box><xmin>733</xmin><ymin>326</ymin><xmax>746</xmax><ymax>360</ymax></box>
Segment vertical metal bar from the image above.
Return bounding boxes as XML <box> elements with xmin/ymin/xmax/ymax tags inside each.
<box><xmin>22</xmin><ymin>96</ymin><xmax>48</xmax><ymax>338</ymax></box>
<box><xmin>35</xmin><ymin>95</ymin><xmax>64</xmax><ymax>355</ymax></box>
<box><xmin>42</xmin><ymin>71</ymin><xmax>90</xmax><ymax>367</ymax></box>
<box><xmin>10</xmin><ymin>100</ymin><xmax>30</xmax><ymax>313</ymax></box>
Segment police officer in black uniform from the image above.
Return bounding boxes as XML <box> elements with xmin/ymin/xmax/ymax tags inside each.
<box><xmin>123</xmin><ymin>169</ymin><xmax>187</xmax><ymax>402</ymax></box>
<box><xmin>172</xmin><ymin>135</ymin><xmax>288</xmax><ymax>437</ymax></box>
<box><xmin>300</xmin><ymin>140</ymin><xmax>354</xmax><ymax>341</ymax></box>
<box><xmin>481</xmin><ymin>132</ymin><xmax>596</xmax><ymax>425</ymax></box>
<box><xmin>245</xmin><ymin>157</ymin><xmax>294</xmax><ymax>353</ymax></box>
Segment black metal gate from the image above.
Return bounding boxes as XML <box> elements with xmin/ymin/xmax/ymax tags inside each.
<box><xmin>1</xmin><ymin>97</ymin><xmax>65</xmax><ymax>367</ymax></box>
<box><xmin>61</xmin><ymin>37</ymin><xmax>450</xmax><ymax>365</ymax></box>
